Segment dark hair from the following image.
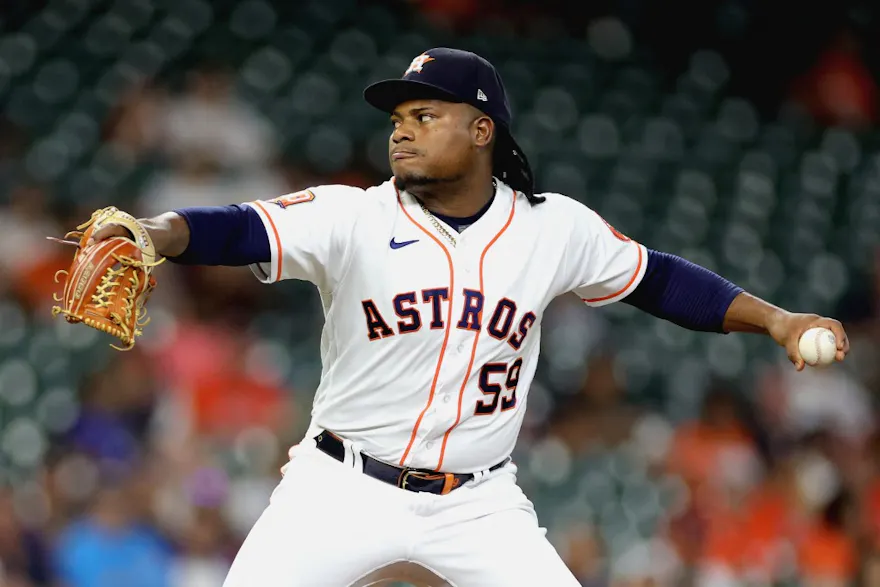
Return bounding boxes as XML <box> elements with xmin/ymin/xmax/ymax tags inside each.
<box><xmin>492</xmin><ymin>128</ymin><xmax>545</xmax><ymax>205</ymax></box>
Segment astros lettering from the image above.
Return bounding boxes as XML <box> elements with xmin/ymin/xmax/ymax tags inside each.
<box><xmin>361</xmin><ymin>290</ymin><xmax>535</xmax><ymax>348</ymax></box>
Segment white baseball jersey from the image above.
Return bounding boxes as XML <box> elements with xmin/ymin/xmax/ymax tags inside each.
<box><xmin>245</xmin><ymin>179</ymin><xmax>647</xmax><ymax>473</ymax></box>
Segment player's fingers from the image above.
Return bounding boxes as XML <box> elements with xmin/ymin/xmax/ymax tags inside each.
<box><xmin>785</xmin><ymin>339</ymin><xmax>805</xmax><ymax>371</ymax></box>
<box><xmin>816</xmin><ymin>318</ymin><xmax>849</xmax><ymax>359</ymax></box>
<box><xmin>87</xmin><ymin>224</ymin><xmax>129</xmax><ymax>247</ymax></box>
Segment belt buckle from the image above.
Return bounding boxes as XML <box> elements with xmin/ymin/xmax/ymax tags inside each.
<box><xmin>398</xmin><ymin>469</ymin><xmax>457</xmax><ymax>494</ymax></box>
<box><xmin>399</xmin><ymin>468</ymin><xmax>421</xmax><ymax>491</ymax></box>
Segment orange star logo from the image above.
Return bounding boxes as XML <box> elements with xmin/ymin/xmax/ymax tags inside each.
<box><xmin>405</xmin><ymin>53</ymin><xmax>435</xmax><ymax>76</ymax></box>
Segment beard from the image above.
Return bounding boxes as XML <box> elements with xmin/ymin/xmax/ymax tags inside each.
<box><xmin>394</xmin><ymin>172</ymin><xmax>464</xmax><ymax>195</ymax></box>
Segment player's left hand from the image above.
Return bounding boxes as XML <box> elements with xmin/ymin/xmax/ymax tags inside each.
<box><xmin>766</xmin><ymin>311</ymin><xmax>849</xmax><ymax>371</ymax></box>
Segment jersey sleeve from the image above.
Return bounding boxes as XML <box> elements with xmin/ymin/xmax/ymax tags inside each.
<box><xmin>554</xmin><ymin>195</ymin><xmax>648</xmax><ymax>307</ymax></box>
<box><xmin>244</xmin><ymin>184</ymin><xmax>364</xmax><ymax>290</ymax></box>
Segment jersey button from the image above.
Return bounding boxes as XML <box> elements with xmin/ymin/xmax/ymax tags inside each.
<box><xmin>426</xmin><ymin>442</ymin><xmax>434</xmax><ymax>449</ymax></box>
<box><xmin>443</xmin><ymin>395</ymin><xmax>451</xmax><ymax>403</ymax></box>
<box><xmin>457</xmin><ymin>343</ymin><xmax>465</xmax><ymax>353</ymax></box>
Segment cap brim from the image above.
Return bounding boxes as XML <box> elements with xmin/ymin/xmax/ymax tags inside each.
<box><xmin>364</xmin><ymin>79</ymin><xmax>463</xmax><ymax>114</ymax></box>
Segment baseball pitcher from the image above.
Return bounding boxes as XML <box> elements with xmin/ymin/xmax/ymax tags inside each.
<box><xmin>77</xmin><ymin>48</ymin><xmax>849</xmax><ymax>586</ymax></box>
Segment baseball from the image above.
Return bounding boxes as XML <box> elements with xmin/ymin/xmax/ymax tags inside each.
<box><xmin>798</xmin><ymin>327</ymin><xmax>838</xmax><ymax>367</ymax></box>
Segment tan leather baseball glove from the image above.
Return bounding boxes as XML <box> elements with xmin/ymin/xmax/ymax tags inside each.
<box><xmin>50</xmin><ymin>206</ymin><xmax>164</xmax><ymax>350</ymax></box>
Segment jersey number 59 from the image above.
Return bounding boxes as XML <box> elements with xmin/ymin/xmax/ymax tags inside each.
<box><xmin>474</xmin><ymin>358</ymin><xmax>522</xmax><ymax>415</ymax></box>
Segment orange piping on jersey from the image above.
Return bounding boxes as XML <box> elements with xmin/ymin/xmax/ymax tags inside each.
<box><xmin>582</xmin><ymin>242</ymin><xmax>643</xmax><ymax>304</ymax></box>
<box><xmin>395</xmin><ymin>185</ymin><xmax>455</xmax><ymax>467</ymax></box>
<box><xmin>253</xmin><ymin>201</ymin><xmax>284</xmax><ymax>282</ymax></box>
<box><xmin>434</xmin><ymin>192</ymin><xmax>517</xmax><ymax>472</ymax></box>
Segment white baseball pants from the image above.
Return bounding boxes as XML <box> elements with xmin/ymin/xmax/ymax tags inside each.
<box><xmin>221</xmin><ymin>438</ymin><xmax>579</xmax><ymax>587</ymax></box>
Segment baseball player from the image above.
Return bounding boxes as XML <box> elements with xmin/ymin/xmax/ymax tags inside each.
<box><xmin>91</xmin><ymin>48</ymin><xmax>850</xmax><ymax>586</ymax></box>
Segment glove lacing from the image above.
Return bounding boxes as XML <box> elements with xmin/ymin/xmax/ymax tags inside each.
<box><xmin>51</xmin><ymin>252</ymin><xmax>164</xmax><ymax>351</ymax></box>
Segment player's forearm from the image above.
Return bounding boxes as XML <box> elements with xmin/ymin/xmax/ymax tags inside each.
<box><xmin>720</xmin><ymin>291</ymin><xmax>788</xmax><ymax>335</ymax></box>
<box><xmin>164</xmin><ymin>205</ymin><xmax>271</xmax><ymax>266</ymax></box>
<box><xmin>622</xmin><ymin>250</ymin><xmax>743</xmax><ymax>332</ymax></box>
<box><xmin>140</xmin><ymin>211</ymin><xmax>191</xmax><ymax>258</ymax></box>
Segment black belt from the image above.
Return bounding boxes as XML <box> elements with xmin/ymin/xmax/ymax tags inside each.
<box><xmin>314</xmin><ymin>431</ymin><xmax>508</xmax><ymax>495</ymax></box>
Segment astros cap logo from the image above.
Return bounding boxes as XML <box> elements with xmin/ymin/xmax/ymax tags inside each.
<box><xmin>404</xmin><ymin>53</ymin><xmax>435</xmax><ymax>76</ymax></box>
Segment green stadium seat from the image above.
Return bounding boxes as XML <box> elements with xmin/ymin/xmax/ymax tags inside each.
<box><xmin>497</xmin><ymin>60</ymin><xmax>537</xmax><ymax>114</ymax></box>
<box><xmin>25</xmin><ymin>137</ymin><xmax>72</xmax><ymax>182</ymax></box>
<box><xmin>268</xmin><ymin>26</ymin><xmax>313</xmax><ymax>66</ymax></box>
<box><xmin>0</xmin><ymin>303</ymin><xmax>28</xmax><ymax>359</ymax></box>
<box><xmin>0</xmin><ymin>33</ymin><xmax>38</xmax><ymax>79</ymax></box>
<box><xmin>303</xmin><ymin>124</ymin><xmax>353</xmax><ymax>174</ymax></box>
<box><xmin>613</xmin><ymin>67</ymin><xmax>658</xmax><ymax>113</ymax></box>
<box><xmin>640</xmin><ymin>117</ymin><xmax>684</xmax><ymax>162</ymax></box>
<box><xmin>578</xmin><ymin>113</ymin><xmax>620</xmax><ymax>160</ymax></box>
<box><xmin>328</xmin><ymin>29</ymin><xmax>378</xmax><ymax>75</ymax></box>
<box><xmin>659</xmin><ymin>93</ymin><xmax>703</xmax><ymax>142</ymax></box>
<box><xmin>820</xmin><ymin>127</ymin><xmax>861</xmax><ymax>174</ymax></box>
<box><xmin>121</xmin><ymin>41</ymin><xmax>168</xmax><ymax>78</ymax></box>
<box><xmin>552</xmin><ymin>62</ymin><xmax>596</xmax><ymax>110</ymax></box>
<box><xmin>338</xmin><ymin>95</ymin><xmax>380</xmax><ymax>142</ymax></box>
<box><xmin>287</xmin><ymin>70</ymin><xmax>340</xmax><ymax>121</ymax></box>
<box><xmin>45</xmin><ymin>0</ymin><xmax>94</xmax><ymax>30</ymax></box>
<box><xmin>34</xmin><ymin>385</ymin><xmax>79</xmax><ymax>436</ymax></box>
<box><xmin>541</xmin><ymin>161</ymin><xmax>588</xmax><ymax>200</ymax></box>
<box><xmin>109</xmin><ymin>0</ymin><xmax>155</xmax><ymax>32</ymax></box>
<box><xmin>777</xmin><ymin>101</ymin><xmax>817</xmax><ymax>145</ymax></box>
<box><xmin>238</xmin><ymin>46</ymin><xmax>293</xmax><ymax>98</ymax></box>
<box><xmin>229</xmin><ymin>0</ymin><xmax>277</xmax><ymax>41</ymax></box>
<box><xmin>165</xmin><ymin>0</ymin><xmax>214</xmax><ymax>34</ymax></box>
<box><xmin>22</xmin><ymin>11</ymin><xmax>67</xmax><ymax>52</ymax></box>
<box><xmin>738</xmin><ymin>149</ymin><xmax>778</xmax><ymax>184</ymax></box>
<box><xmin>84</xmin><ymin>14</ymin><xmax>134</xmax><ymax>58</ymax></box>
<box><xmin>665</xmin><ymin>193</ymin><xmax>711</xmax><ymax>246</ymax></box>
<box><xmin>385</xmin><ymin>32</ymin><xmax>433</xmax><ymax>65</ymax></box>
<box><xmin>715</xmin><ymin>97</ymin><xmax>759</xmax><ymax>143</ymax></box>
<box><xmin>33</xmin><ymin>59</ymin><xmax>80</xmax><ymax>105</ymax></box>
<box><xmin>686</xmin><ymin>50</ymin><xmax>730</xmax><ymax>96</ymax></box>
<box><xmin>2</xmin><ymin>417</ymin><xmax>47</xmax><ymax>470</ymax></box>
<box><xmin>357</xmin><ymin>7</ymin><xmax>401</xmax><ymax>51</ymax></box>
<box><xmin>0</xmin><ymin>357</ymin><xmax>38</xmax><ymax>412</ymax></box>
<box><xmin>533</xmin><ymin>87</ymin><xmax>579</xmax><ymax>135</ymax></box>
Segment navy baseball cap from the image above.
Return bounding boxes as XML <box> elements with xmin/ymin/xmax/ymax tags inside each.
<box><xmin>364</xmin><ymin>48</ymin><xmax>535</xmax><ymax>197</ymax></box>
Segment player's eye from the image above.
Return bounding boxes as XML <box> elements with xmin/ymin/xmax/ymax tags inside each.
<box><xmin>391</xmin><ymin>119</ymin><xmax>401</xmax><ymax>129</ymax></box>
<box><xmin>418</xmin><ymin>114</ymin><xmax>433</xmax><ymax>123</ymax></box>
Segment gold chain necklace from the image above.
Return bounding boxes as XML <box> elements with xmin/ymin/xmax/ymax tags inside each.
<box><xmin>415</xmin><ymin>180</ymin><xmax>497</xmax><ymax>248</ymax></box>
<box><xmin>418</xmin><ymin>202</ymin><xmax>457</xmax><ymax>248</ymax></box>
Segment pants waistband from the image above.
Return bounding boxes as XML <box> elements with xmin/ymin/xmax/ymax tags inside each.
<box><xmin>314</xmin><ymin>431</ymin><xmax>508</xmax><ymax>495</ymax></box>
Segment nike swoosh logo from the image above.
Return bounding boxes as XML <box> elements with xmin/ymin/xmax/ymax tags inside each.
<box><xmin>390</xmin><ymin>238</ymin><xmax>419</xmax><ymax>250</ymax></box>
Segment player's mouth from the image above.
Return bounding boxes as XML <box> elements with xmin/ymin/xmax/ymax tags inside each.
<box><xmin>391</xmin><ymin>149</ymin><xmax>419</xmax><ymax>160</ymax></box>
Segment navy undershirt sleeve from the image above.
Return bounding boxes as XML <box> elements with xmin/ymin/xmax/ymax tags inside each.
<box><xmin>622</xmin><ymin>249</ymin><xmax>744</xmax><ymax>333</ymax></box>
<box><xmin>166</xmin><ymin>205</ymin><xmax>270</xmax><ymax>266</ymax></box>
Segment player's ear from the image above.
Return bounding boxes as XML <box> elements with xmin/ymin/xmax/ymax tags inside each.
<box><xmin>472</xmin><ymin>116</ymin><xmax>494</xmax><ymax>148</ymax></box>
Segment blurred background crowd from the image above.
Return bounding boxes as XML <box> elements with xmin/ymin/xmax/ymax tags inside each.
<box><xmin>2</xmin><ymin>0</ymin><xmax>880</xmax><ymax>585</ymax></box>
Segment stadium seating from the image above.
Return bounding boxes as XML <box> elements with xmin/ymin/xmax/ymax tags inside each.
<box><xmin>0</xmin><ymin>1</ymin><xmax>875</xmax><ymax>578</ymax></box>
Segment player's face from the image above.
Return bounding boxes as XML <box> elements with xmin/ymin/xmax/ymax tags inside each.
<box><xmin>388</xmin><ymin>100</ymin><xmax>490</xmax><ymax>191</ymax></box>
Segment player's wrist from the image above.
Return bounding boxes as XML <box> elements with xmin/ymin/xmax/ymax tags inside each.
<box><xmin>721</xmin><ymin>291</ymin><xmax>786</xmax><ymax>335</ymax></box>
<box><xmin>764</xmin><ymin>306</ymin><xmax>796</xmax><ymax>344</ymax></box>
<box><xmin>140</xmin><ymin>212</ymin><xmax>190</xmax><ymax>258</ymax></box>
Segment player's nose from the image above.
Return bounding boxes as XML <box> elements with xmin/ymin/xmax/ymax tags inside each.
<box><xmin>391</xmin><ymin>123</ymin><xmax>415</xmax><ymax>144</ymax></box>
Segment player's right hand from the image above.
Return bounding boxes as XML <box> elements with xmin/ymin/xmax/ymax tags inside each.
<box><xmin>86</xmin><ymin>212</ymin><xmax>187</xmax><ymax>258</ymax></box>
<box><xmin>87</xmin><ymin>223</ymin><xmax>133</xmax><ymax>247</ymax></box>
